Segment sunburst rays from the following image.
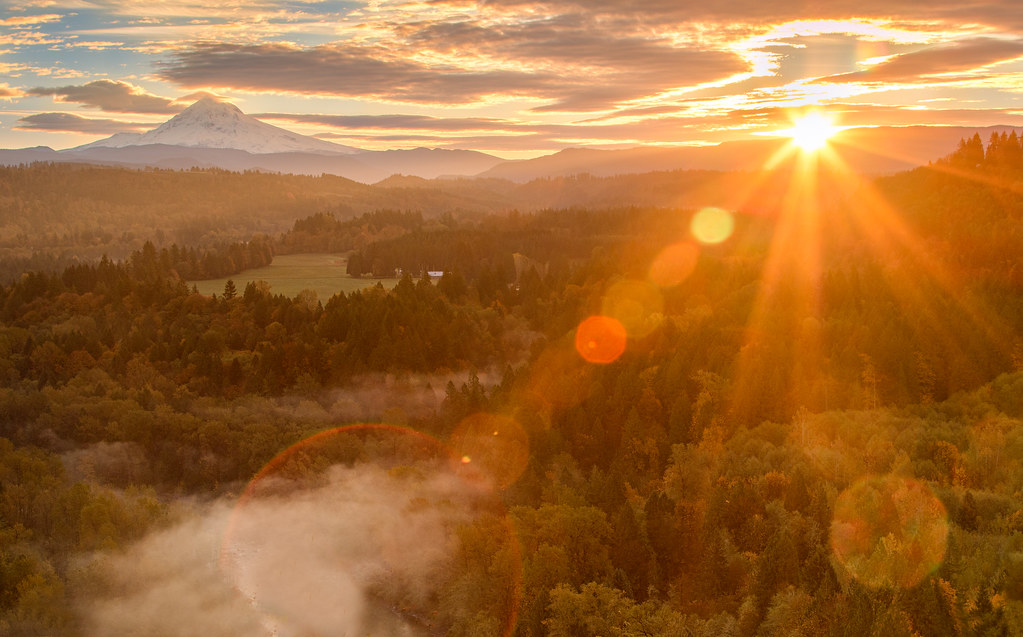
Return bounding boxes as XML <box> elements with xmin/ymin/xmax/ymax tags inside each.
<box><xmin>723</xmin><ymin>116</ymin><xmax>1016</xmax><ymax>425</ymax></box>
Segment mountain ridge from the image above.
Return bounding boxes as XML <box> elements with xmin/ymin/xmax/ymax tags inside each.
<box><xmin>1</xmin><ymin>98</ymin><xmax>1019</xmax><ymax>182</ymax></box>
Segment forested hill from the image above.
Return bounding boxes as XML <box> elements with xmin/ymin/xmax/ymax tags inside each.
<box><xmin>2</xmin><ymin>196</ymin><xmax>1023</xmax><ymax>633</ymax></box>
<box><xmin>0</xmin><ymin>164</ymin><xmax>406</xmax><ymax>265</ymax></box>
<box><xmin>0</xmin><ymin>161</ymin><xmax>770</xmax><ymax>280</ymax></box>
<box><xmin>6</xmin><ymin>130</ymin><xmax>1021</xmax><ymax>285</ymax></box>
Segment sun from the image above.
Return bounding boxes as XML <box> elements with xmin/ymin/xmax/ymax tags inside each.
<box><xmin>785</xmin><ymin>112</ymin><xmax>840</xmax><ymax>152</ymax></box>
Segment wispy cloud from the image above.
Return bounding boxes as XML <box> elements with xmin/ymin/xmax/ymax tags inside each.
<box><xmin>729</xmin><ymin>102</ymin><xmax>1023</xmax><ymax>129</ymax></box>
<box><xmin>157</xmin><ymin>42</ymin><xmax>563</xmax><ymax>104</ymax></box>
<box><xmin>15</xmin><ymin>111</ymin><xmax>149</xmax><ymax>134</ymax></box>
<box><xmin>0</xmin><ymin>83</ymin><xmax>24</xmax><ymax>100</ymax></box>
<box><xmin>260</xmin><ymin>112</ymin><xmax>521</xmax><ymax>132</ymax></box>
<box><xmin>0</xmin><ymin>13</ymin><xmax>62</xmax><ymax>26</ymax></box>
<box><xmin>27</xmin><ymin>80</ymin><xmax>181</xmax><ymax>113</ymax></box>
<box><xmin>156</xmin><ymin>21</ymin><xmax>746</xmax><ymax>112</ymax></box>
<box><xmin>433</xmin><ymin>0</ymin><xmax>1023</xmax><ymax>29</ymax></box>
<box><xmin>820</xmin><ymin>37</ymin><xmax>1023</xmax><ymax>84</ymax></box>
<box><xmin>3</xmin><ymin>63</ymin><xmax>88</xmax><ymax>79</ymax></box>
<box><xmin>68</xmin><ymin>1</ymin><xmax>313</xmax><ymax>19</ymax></box>
<box><xmin>0</xmin><ymin>29</ymin><xmax>66</xmax><ymax>47</ymax></box>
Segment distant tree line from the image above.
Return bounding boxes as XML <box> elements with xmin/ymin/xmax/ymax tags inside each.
<box><xmin>0</xmin><ymin>162</ymin><xmax>755</xmax><ymax>284</ymax></box>
<box><xmin>939</xmin><ymin>130</ymin><xmax>1023</xmax><ymax>173</ymax></box>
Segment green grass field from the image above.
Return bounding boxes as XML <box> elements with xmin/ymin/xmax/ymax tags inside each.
<box><xmin>192</xmin><ymin>253</ymin><xmax>400</xmax><ymax>300</ymax></box>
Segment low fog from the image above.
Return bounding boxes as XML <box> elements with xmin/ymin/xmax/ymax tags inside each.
<box><xmin>77</xmin><ymin>461</ymin><xmax>486</xmax><ymax>636</ymax></box>
<box><xmin>184</xmin><ymin>368</ymin><xmax>511</xmax><ymax>426</ymax></box>
<box><xmin>323</xmin><ymin>369</ymin><xmax>504</xmax><ymax>423</ymax></box>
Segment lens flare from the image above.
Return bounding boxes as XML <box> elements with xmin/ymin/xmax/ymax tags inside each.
<box><xmin>649</xmin><ymin>241</ymin><xmax>700</xmax><ymax>287</ymax></box>
<box><xmin>601</xmin><ymin>279</ymin><xmax>664</xmax><ymax>338</ymax></box>
<box><xmin>830</xmin><ymin>475</ymin><xmax>949</xmax><ymax>588</ymax></box>
<box><xmin>575</xmin><ymin>315</ymin><xmax>628</xmax><ymax>364</ymax></box>
<box><xmin>691</xmin><ymin>207</ymin><xmax>735</xmax><ymax>245</ymax></box>
<box><xmin>450</xmin><ymin>413</ymin><xmax>530</xmax><ymax>489</ymax></box>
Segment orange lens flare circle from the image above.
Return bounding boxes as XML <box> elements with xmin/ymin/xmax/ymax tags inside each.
<box><xmin>649</xmin><ymin>241</ymin><xmax>700</xmax><ymax>287</ymax></box>
<box><xmin>830</xmin><ymin>475</ymin><xmax>949</xmax><ymax>589</ymax></box>
<box><xmin>221</xmin><ymin>424</ymin><xmax>522</xmax><ymax>637</ymax></box>
<box><xmin>575</xmin><ymin>315</ymin><xmax>628</xmax><ymax>364</ymax></box>
<box><xmin>450</xmin><ymin>413</ymin><xmax>530</xmax><ymax>490</ymax></box>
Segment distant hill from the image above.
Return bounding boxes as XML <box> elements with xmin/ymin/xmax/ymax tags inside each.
<box><xmin>0</xmin><ymin>146</ymin><xmax>64</xmax><ymax>166</ymax></box>
<box><xmin>479</xmin><ymin>126</ymin><xmax>1022</xmax><ymax>181</ymax></box>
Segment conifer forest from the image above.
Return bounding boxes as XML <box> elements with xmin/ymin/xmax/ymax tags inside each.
<box><xmin>3</xmin><ymin>135</ymin><xmax>1023</xmax><ymax>635</ymax></box>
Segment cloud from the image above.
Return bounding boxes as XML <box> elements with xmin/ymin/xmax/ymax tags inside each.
<box><xmin>315</xmin><ymin>131</ymin><xmax>569</xmax><ymax>152</ymax></box>
<box><xmin>26</xmin><ymin>80</ymin><xmax>181</xmax><ymax>113</ymax></box>
<box><xmin>15</xmin><ymin>112</ymin><xmax>149</xmax><ymax>134</ymax></box>
<box><xmin>157</xmin><ymin>42</ymin><xmax>559</xmax><ymax>104</ymax></box>
<box><xmin>400</xmin><ymin>13</ymin><xmax>749</xmax><ymax>110</ymax></box>
<box><xmin>291</xmin><ymin>111</ymin><xmax>745</xmax><ymax>150</ymax></box>
<box><xmin>155</xmin><ymin>16</ymin><xmax>747</xmax><ymax>111</ymax></box>
<box><xmin>0</xmin><ymin>60</ymin><xmax>88</xmax><ymax>80</ymax></box>
<box><xmin>0</xmin><ymin>83</ymin><xmax>23</xmax><ymax>100</ymax></box>
<box><xmin>0</xmin><ymin>29</ymin><xmax>65</xmax><ymax>46</ymax></box>
<box><xmin>820</xmin><ymin>37</ymin><xmax>1023</xmax><ymax>84</ymax></box>
<box><xmin>441</xmin><ymin>0</ymin><xmax>1023</xmax><ymax>29</ymax></box>
<box><xmin>717</xmin><ymin>103</ymin><xmax>1023</xmax><ymax>131</ymax></box>
<box><xmin>51</xmin><ymin>0</ymin><xmax>307</xmax><ymax>21</ymax></box>
<box><xmin>73</xmin><ymin>40</ymin><xmax>125</xmax><ymax>50</ymax></box>
<box><xmin>260</xmin><ymin>112</ymin><xmax>519</xmax><ymax>132</ymax></box>
<box><xmin>0</xmin><ymin>13</ymin><xmax>62</xmax><ymax>26</ymax></box>
<box><xmin>828</xmin><ymin>104</ymin><xmax>1023</xmax><ymax>127</ymax></box>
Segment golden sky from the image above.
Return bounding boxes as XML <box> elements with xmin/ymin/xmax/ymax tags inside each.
<box><xmin>2</xmin><ymin>0</ymin><xmax>1022</xmax><ymax>156</ymax></box>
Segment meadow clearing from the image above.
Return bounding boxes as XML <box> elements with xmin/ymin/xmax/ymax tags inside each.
<box><xmin>192</xmin><ymin>253</ymin><xmax>400</xmax><ymax>300</ymax></box>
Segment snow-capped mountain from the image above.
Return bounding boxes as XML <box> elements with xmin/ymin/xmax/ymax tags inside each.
<box><xmin>39</xmin><ymin>98</ymin><xmax>504</xmax><ymax>182</ymax></box>
<box><xmin>76</xmin><ymin>97</ymin><xmax>360</xmax><ymax>155</ymax></box>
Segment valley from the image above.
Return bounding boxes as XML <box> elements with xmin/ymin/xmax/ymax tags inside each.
<box><xmin>2</xmin><ymin>132</ymin><xmax>1023</xmax><ymax>634</ymax></box>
